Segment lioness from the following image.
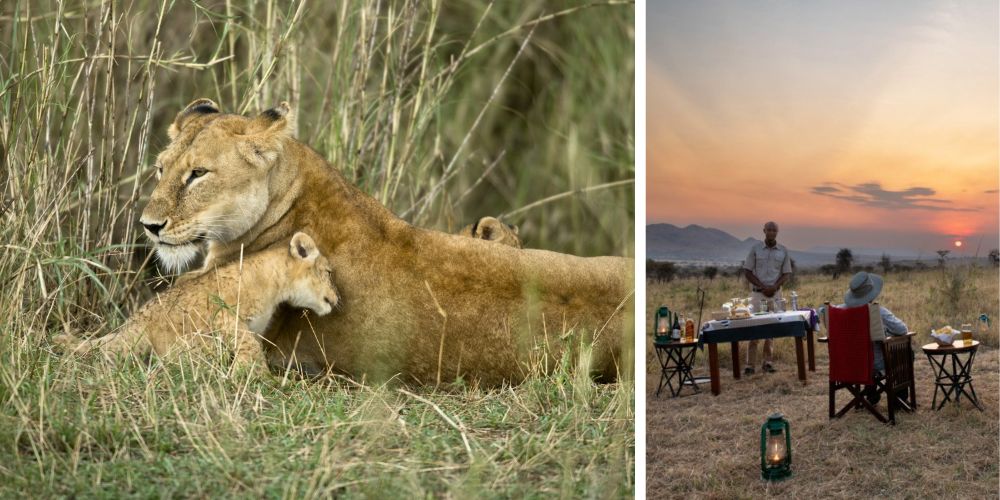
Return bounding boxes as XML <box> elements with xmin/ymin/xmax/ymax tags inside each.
<box><xmin>55</xmin><ymin>232</ymin><xmax>338</xmax><ymax>370</ymax></box>
<box><xmin>139</xmin><ymin>98</ymin><xmax>633</xmax><ymax>386</ymax></box>
<box><xmin>458</xmin><ymin>216</ymin><xmax>523</xmax><ymax>248</ymax></box>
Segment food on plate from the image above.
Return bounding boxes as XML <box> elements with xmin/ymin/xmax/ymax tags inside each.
<box><xmin>932</xmin><ymin>325</ymin><xmax>959</xmax><ymax>335</ymax></box>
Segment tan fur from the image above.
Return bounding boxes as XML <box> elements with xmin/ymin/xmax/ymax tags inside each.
<box><xmin>458</xmin><ymin>216</ymin><xmax>523</xmax><ymax>248</ymax></box>
<box><xmin>55</xmin><ymin>233</ymin><xmax>339</xmax><ymax>370</ymax></box>
<box><xmin>138</xmin><ymin>99</ymin><xmax>633</xmax><ymax>386</ymax></box>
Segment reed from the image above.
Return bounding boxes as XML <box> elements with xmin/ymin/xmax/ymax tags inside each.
<box><xmin>0</xmin><ymin>1</ymin><xmax>634</xmax><ymax>496</ymax></box>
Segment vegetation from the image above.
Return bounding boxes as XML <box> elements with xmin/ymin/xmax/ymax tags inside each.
<box><xmin>702</xmin><ymin>266</ymin><xmax>718</xmax><ymax>281</ymax></box>
<box><xmin>0</xmin><ymin>0</ymin><xmax>634</xmax><ymax>496</ymax></box>
<box><xmin>936</xmin><ymin>250</ymin><xmax>950</xmax><ymax>267</ymax></box>
<box><xmin>879</xmin><ymin>253</ymin><xmax>892</xmax><ymax>274</ymax></box>
<box><xmin>647</xmin><ymin>259</ymin><xmax>677</xmax><ymax>283</ymax></box>
<box><xmin>835</xmin><ymin>248</ymin><xmax>854</xmax><ymax>276</ymax></box>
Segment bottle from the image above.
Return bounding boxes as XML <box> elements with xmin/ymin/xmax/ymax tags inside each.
<box><xmin>790</xmin><ymin>291</ymin><xmax>798</xmax><ymax>310</ymax></box>
<box><xmin>685</xmin><ymin>318</ymin><xmax>695</xmax><ymax>342</ymax></box>
<box><xmin>671</xmin><ymin>313</ymin><xmax>682</xmax><ymax>341</ymax></box>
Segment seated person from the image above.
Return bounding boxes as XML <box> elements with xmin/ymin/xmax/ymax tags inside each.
<box><xmin>820</xmin><ymin>271</ymin><xmax>908</xmax><ymax>403</ymax></box>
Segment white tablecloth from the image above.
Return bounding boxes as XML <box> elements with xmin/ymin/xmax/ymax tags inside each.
<box><xmin>702</xmin><ymin>310</ymin><xmax>812</xmax><ymax>332</ymax></box>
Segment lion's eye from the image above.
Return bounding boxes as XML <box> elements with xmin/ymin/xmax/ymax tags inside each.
<box><xmin>186</xmin><ymin>168</ymin><xmax>208</xmax><ymax>186</ymax></box>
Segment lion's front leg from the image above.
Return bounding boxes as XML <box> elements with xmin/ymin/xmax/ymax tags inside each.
<box><xmin>220</xmin><ymin>321</ymin><xmax>268</xmax><ymax>374</ymax></box>
<box><xmin>53</xmin><ymin>323</ymin><xmax>152</xmax><ymax>360</ymax></box>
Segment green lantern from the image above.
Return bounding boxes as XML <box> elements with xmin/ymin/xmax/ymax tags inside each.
<box><xmin>654</xmin><ymin>306</ymin><xmax>671</xmax><ymax>343</ymax></box>
<box><xmin>760</xmin><ymin>412</ymin><xmax>792</xmax><ymax>481</ymax></box>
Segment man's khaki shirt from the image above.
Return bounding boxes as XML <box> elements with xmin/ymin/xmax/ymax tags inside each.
<box><xmin>743</xmin><ymin>241</ymin><xmax>792</xmax><ymax>287</ymax></box>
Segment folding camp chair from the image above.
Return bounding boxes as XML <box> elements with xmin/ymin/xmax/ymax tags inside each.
<box><xmin>826</xmin><ymin>303</ymin><xmax>885</xmax><ymax>422</ymax></box>
<box><xmin>880</xmin><ymin>333</ymin><xmax>917</xmax><ymax>422</ymax></box>
<box><xmin>826</xmin><ymin>301</ymin><xmax>920</xmax><ymax>424</ymax></box>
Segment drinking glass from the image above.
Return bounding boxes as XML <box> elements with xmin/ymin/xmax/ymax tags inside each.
<box><xmin>961</xmin><ymin>323</ymin><xmax>973</xmax><ymax>345</ymax></box>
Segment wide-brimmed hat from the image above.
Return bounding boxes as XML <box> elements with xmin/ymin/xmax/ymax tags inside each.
<box><xmin>844</xmin><ymin>271</ymin><xmax>883</xmax><ymax>307</ymax></box>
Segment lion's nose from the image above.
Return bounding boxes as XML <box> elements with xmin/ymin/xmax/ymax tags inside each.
<box><xmin>141</xmin><ymin>219</ymin><xmax>167</xmax><ymax>237</ymax></box>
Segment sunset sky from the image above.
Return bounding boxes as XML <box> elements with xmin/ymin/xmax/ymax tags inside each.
<box><xmin>647</xmin><ymin>1</ymin><xmax>999</xmax><ymax>255</ymax></box>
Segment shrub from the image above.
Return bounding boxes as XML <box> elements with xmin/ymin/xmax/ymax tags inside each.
<box><xmin>931</xmin><ymin>266</ymin><xmax>977</xmax><ymax>313</ymax></box>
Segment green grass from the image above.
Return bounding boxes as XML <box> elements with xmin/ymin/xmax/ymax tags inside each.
<box><xmin>0</xmin><ymin>0</ymin><xmax>634</xmax><ymax>496</ymax></box>
<box><xmin>1</xmin><ymin>342</ymin><xmax>633</xmax><ymax>497</ymax></box>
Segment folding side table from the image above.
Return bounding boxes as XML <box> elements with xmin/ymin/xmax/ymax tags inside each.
<box><xmin>922</xmin><ymin>340</ymin><xmax>983</xmax><ymax>411</ymax></box>
<box><xmin>653</xmin><ymin>339</ymin><xmax>701</xmax><ymax>397</ymax></box>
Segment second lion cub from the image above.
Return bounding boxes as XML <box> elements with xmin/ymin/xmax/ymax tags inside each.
<box><xmin>56</xmin><ymin>232</ymin><xmax>338</xmax><ymax>371</ymax></box>
<box><xmin>458</xmin><ymin>216</ymin><xmax>522</xmax><ymax>248</ymax></box>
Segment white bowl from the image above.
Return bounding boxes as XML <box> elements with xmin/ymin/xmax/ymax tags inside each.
<box><xmin>931</xmin><ymin>332</ymin><xmax>956</xmax><ymax>346</ymax></box>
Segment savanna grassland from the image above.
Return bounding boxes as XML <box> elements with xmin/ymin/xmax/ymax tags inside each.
<box><xmin>0</xmin><ymin>1</ymin><xmax>634</xmax><ymax>497</ymax></box>
<box><xmin>647</xmin><ymin>266</ymin><xmax>999</xmax><ymax>498</ymax></box>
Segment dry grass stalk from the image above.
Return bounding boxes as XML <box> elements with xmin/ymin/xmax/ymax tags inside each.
<box><xmin>0</xmin><ymin>0</ymin><xmax>634</xmax><ymax>496</ymax></box>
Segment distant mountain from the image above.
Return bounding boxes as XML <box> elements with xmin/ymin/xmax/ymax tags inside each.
<box><xmin>646</xmin><ymin>224</ymin><xmax>757</xmax><ymax>263</ymax></box>
<box><xmin>646</xmin><ymin>224</ymin><xmax>887</xmax><ymax>267</ymax></box>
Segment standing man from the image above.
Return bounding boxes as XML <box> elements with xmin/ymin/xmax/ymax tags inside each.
<box><xmin>742</xmin><ymin>221</ymin><xmax>793</xmax><ymax>375</ymax></box>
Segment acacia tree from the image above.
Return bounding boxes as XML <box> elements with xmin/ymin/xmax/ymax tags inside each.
<box><xmin>835</xmin><ymin>248</ymin><xmax>854</xmax><ymax>277</ymax></box>
<box><xmin>658</xmin><ymin>262</ymin><xmax>677</xmax><ymax>282</ymax></box>
<box><xmin>646</xmin><ymin>260</ymin><xmax>677</xmax><ymax>283</ymax></box>
<box><xmin>936</xmin><ymin>250</ymin><xmax>950</xmax><ymax>268</ymax></box>
<box><xmin>703</xmin><ymin>266</ymin><xmax>718</xmax><ymax>280</ymax></box>
<box><xmin>879</xmin><ymin>253</ymin><xmax>892</xmax><ymax>274</ymax></box>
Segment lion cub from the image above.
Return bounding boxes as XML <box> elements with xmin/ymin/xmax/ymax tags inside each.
<box><xmin>458</xmin><ymin>216</ymin><xmax>522</xmax><ymax>248</ymax></box>
<box><xmin>55</xmin><ymin>232</ymin><xmax>338</xmax><ymax>370</ymax></box>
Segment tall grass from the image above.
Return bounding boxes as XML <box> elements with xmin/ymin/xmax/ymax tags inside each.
<box><xmin>0</xmin><ymin>0</ymin><xmax>634</xmax><ymax>496</ymax></box>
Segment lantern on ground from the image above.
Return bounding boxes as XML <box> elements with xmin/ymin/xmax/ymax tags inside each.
<box><xmin>760</xmin><ymin>412</ymin><xmax>792</xmax><ymax>481</ymax></box>
<box><xmin>654</xmin><ymin>306</ymin><xmax>671</xmax><ymax>343</ymax></box>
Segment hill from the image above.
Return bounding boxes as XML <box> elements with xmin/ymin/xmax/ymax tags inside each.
<box><xmin>646</xmin><ymin>224</ymin><xmax>935</xmax><ymax>268</ymax></box>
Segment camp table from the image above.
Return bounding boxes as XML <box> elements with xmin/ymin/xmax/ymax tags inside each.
<box><xmin>699</xmin><ymin>310</ymin><xmax>817</xmax><ymax>396</ymax></box>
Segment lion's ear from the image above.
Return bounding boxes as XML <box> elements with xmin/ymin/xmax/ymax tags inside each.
<box><xmin>289</xmin><ymin>232</ymin><xmax>320</xmax><ymax>262</ymax></box>
<box><xmin>250</xmin><ymin>102</ymin><xmax>296</xmax><ymax>138</ymax></box>
<box><xmin>238</xmin><ymin>102</ymin><xmax>296</xmax><ymax>168</ymax></box>
<box><xmin>475</xmin><ymin>217</ymin><xmax>503</xmax><ymax>241</ymax></box>
<box><xmin>168</xmin><ymin>98</ymin><xmax>220</xmax><ymax>140</ymax></box>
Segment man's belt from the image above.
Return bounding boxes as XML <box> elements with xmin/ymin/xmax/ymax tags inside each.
<box><xmin>753</xmin><ymin>286</ymin><xmax>778</xmax><ymax>292</ymax></box>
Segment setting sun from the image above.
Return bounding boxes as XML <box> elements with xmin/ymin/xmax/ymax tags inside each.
<box><xmin>955</xmin><ymin>241</ymin><xmax>963</xmax><ymax>248</ymax></box>
<box><xmin>647</xmin><ymin>1</ymin><xmax>999</xmax><ymax>252</ymax></box>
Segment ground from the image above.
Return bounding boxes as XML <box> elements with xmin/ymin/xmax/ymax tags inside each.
<box><xmin>646</xmin><ymin>267</ymin><xmax>999</xmax><ymax>498</ymax></box>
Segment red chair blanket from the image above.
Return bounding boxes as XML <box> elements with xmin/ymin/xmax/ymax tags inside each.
<box><xmin>828</xmin><ymin>305</ymin><xmax>874</xmax><ymax>385</ymax></box>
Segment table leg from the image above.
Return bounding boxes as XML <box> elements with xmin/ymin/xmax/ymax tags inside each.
<box><xmin>795</xmin><ymin>337</ymin><xmax>806</xmax><ymax>384</ymax></box>
<box><xmin>731</xmin><ymin>342</ymin><xmax>741</xmax><ymax>379</ymax></box>
<box><xmin>679</xmin><ymin>347</ymin><xmax>701</xmax><ymax>394</ymax></box>
<box><xmin>807</xmin><ymin>330</ymin><xmax>816</xmax><ymax>372</ymax></box>
<box><xmin>655</xmin><ymin>346</ymin><xmax>669</xmax><ymax>397</ymax></box>
<box><xmin>666</xmin><ymin>348</ymin><xmax>683</xmax><ymax>397</ymax></box>
<box><xmin>926</xmin><ymin>353</ymin><xmax>944</xmax><ymax>410</ymax></box>
<box><xmin>708</xmin><ymin>343</ymin><xmax>720</xmax><ymax>396</ymax></box>
<box><xmin>954</xmin><ymin>350</ymin><xmax>983</xmax><ymax>411</ymax></box>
